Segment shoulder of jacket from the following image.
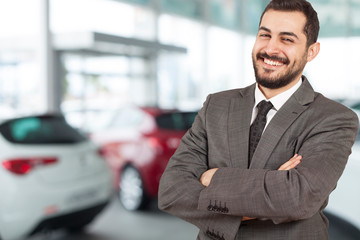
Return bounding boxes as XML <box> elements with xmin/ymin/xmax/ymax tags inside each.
<box><xmin>209</xmin><ymin>85</ymin><xmax>253</xmax><ymax>100</ymax></box>
<box><xmin>313</xmin><ymin>93</ymin><xmax>358</xmax><ymax>119</ymax></box>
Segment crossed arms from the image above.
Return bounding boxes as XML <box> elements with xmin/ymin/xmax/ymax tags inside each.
<box><xmin>200</xmin><ymin>154</ymin><xmax>302</xmax><ymax>187</ymax></box>
<box><xmin>200</xmin><ymin>154</ymin><xmax>302</xmax><ymax>221</ymax></box>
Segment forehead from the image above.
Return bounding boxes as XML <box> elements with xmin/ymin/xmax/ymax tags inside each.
<box><xmin>260</xmin><ymin>10</ymin><xmax>307</xmax><ymax>37</ymax></box>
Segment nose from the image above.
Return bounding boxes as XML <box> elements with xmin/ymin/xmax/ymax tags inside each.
<box><xmin>264</xmin><ymin>38</ymin><xmax>281</xmax><ymax>55</ymax></box>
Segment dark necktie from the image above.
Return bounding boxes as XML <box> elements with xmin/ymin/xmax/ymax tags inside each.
<box><xmin>248</xmin><ymin>100</ymin><xmax>273</xmax><ymax>165</ymax></box>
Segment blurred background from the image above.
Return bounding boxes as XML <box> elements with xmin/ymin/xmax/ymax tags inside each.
<box><xmin>0</xmin><ymin>0</ymin><xmax>360</xmax><ymax>240</ymax></box>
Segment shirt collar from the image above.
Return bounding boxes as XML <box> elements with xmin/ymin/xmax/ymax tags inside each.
<box><xmin>254</xmin><ymin>78</ymin><xmax>302</xmax><ymax>111</ymax></box>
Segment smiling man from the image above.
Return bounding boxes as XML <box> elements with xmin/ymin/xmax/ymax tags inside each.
<box><xmin>158</xmin><ymin>1</ymin><xmax>359</xmax><ymax>240</ymax></box>
<box><xmin>252</xmin><ymin>8</ymin><xmax>319</xmax><ymax>98</ymax></box>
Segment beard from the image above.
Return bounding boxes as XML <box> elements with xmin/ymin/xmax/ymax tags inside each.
<box><xmin>252</xmin><ymin>52</ymin><xmax>307</xmax><ymax>89</ymax></box>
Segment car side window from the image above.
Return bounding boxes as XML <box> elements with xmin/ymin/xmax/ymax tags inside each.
<box><xmin>0</xmin><ymin>115</ymin><xmax>86</xmax><ymax>144</ymax></box>
<box><xmin>156</xmin><ymin>112</ymin><xmax>197</xmax><ymax>130</ymax></box>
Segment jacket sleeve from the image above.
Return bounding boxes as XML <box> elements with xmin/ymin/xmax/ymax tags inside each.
<box><xmin>158</xmin><ymin>94</ymin><xmax>242</xmax><ymax>240</ymax></box>
<box><xmin>197</xmin><ymin>106</ymin><xmax>359</xmax><ymax>224</ymax></box>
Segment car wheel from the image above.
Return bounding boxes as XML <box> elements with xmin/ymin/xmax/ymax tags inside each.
<box><xmin>325</xmin><ymin>211</ymin><xmax>360</xmax><ymax>240</ymax></box>
<box><xmin>66</xmin><ymin>223</ymin><xmax>88</xmax><ymax>233</ymax></box>
<box><xmin>119</xmin><ymin>165</ymin><xmax>149</xmax><ymax>211</ymax></box>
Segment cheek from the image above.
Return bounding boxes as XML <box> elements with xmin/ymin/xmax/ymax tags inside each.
<box><xmin>287</xmin><ymin>46</ymin><xmax>307</xmax><ymax>61</ymax></box>
<box><xmin>251</xmin><ymin>50</ymin><xmax>257</xmax><ymax>61</ymax></box>
<box><xmin>252</xmin><ymin>40</ymin><xmax>263</xmax><ymax>55</ymax></box>
<box><xmin>251</xmin><ymin>46</ymin><xmax>257</xmax><ymax>59</ymax></box>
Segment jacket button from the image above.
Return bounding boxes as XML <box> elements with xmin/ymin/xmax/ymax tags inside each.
<box><xmin>207</xmin><ymin>200</ymin><xmax>214</xmax><ymax>211</ymax></box>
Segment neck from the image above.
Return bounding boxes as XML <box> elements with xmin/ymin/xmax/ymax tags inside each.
<box><xmin>258</xmin><ymin>76</ymin><xmax>302</xmax><ymax>99</ymax></box>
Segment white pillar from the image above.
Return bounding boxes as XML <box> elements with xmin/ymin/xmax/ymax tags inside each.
<box><xmin>39</xmin><ymin>0</ymin><xmax>57</xmax><ymax>113</ymax></box>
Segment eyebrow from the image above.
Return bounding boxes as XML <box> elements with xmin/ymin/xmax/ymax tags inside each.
<box><xmin>259</xmin><ymin>26</ymin><xmax>299</xmax><ymax>40</ymax></box>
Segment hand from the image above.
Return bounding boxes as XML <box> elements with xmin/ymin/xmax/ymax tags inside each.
<box><xmin>200</xmin><ymin>168</ymin><xmax>218</xmax><ymax>187</ymax></box>
<box><xmin>242</xmin><ymin>216</ymin><xmax>256</xmax><ymax>221</ymax></box>
<box><xmin>278</xmin><ymin>153</ymin><xmax>302</xmax><ymax>171</ymax></box>
<box><xmin>242</xmin><ymin>154</ymin><xmax>302</xmax><ymax>221</ymax></box>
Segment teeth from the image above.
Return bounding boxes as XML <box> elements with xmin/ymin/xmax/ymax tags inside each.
<box><xmin>264</xmin><ymin>58</ymin><xmax>284</xmax><ymax>66</ymax></box>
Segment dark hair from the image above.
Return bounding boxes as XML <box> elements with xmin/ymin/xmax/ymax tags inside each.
<box><xmin>260</xmin><ymin>0</ymin><xmax>320</xmax><ymax>47</ymax></box>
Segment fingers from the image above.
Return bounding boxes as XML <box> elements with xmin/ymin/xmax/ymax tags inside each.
<box><xmin>278</xmin><ymin>154</ymin><xmax>302</xmax><ymax>171</ymax></box>
<box><xmin>200</xmin><ymin>168</ymin><xmax>218</xmax><ymax>187</ymax></box>
<box><xmin>242</xmin><ymin>216</ymin><xmax>256</xmax><ymax>221</ymax></box>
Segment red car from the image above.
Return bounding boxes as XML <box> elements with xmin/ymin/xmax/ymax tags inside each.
<box><xmin>89</xmin><ymin>106</ymin><xmax>197</xmax><ymax>211</ymax></box>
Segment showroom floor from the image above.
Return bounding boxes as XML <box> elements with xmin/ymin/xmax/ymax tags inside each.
<box><xmin>27</xmin><ymin>196</ymin><xmax>359</xmax><ymax>240</ymax></box>
<box><xmin>28</xmin><ymin>196</ymin><xmax>198</xmax><ymax>240</ymax></box>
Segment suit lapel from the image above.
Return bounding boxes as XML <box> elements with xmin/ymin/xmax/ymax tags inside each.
<box><xmin>249</xmin><ymin>77</ymin><xmax>315</xmax><ymax>169</ymax></box>
<box><xmin>228</xmin><ymin>85</ymin><xmax>255</xmax><ymax>168</ymax></box>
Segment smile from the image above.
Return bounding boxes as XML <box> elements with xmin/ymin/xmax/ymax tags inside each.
<box><xmin>264</xmin><ymin>58</ymin><xmax>285</xmax><ymax>66</ymax></box>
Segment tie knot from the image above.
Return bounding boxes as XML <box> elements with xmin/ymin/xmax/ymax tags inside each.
<box><xmin>257</xmin><ymin>100</ymin><xmax>273</xmax><ymax>115</ymax></box>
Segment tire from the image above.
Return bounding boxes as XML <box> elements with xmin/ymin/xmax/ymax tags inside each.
<box><xmin>119</xmin><ymin>165</ymin><xmax>149</xmax><ymax>211</ymax></box>
<box><xmin>66</xmin><ymin>223</ymin><xmax>88</xmax><ymax>233</ymax></box>
<box><xmin>325</xmin><ymin>211</ymin><xmax>360</xmax><ymax>240</ymax></box>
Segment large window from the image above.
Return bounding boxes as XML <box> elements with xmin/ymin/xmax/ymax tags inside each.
<box><xmin>351</xmin><ymin>2</ymin><xmax>360</xmax><ymax>35</ymax></box>
<box><xmin>0</xmin><ymin>52</ymin><xmax>45</xmax><ymax>117</ymax></box>
<box><xmin>207</xmin><ymin>27</ymin><xmax>242</xmax><ymax>93</ymax></box>
<box><xmin>208</xmin><ymin>0</ymin><xmax>241</xmax><ymax>30</ymax></box>
<box><xmin>121</xmin><ymin>0</ymin><xmax>152</xmax><ymax>6</ymax></box>
<box><xmin>61</xmin><ymin>54</ymin><xmax>149</xmax><ymax>113</ymax></box>
<box><xmin>312</xmin><ymin>0</ymin><xmax>360</xmax><ymax>38</ymax></box>
<box><xmin>0</xmin><ymin>0</ymin><xmax>45</xmax><ymax>117</ymax></box>
<box><xmin>161</xmin><ymin>0</ymin><xmax>203</xmax><ymax>20</ymax></box>
<box><xmin>158</xmin><ymin>14</ymin><xmax>204</xmax><ymax>109</ymax></box>
<box><xmin>51</xmin><ymin>0</ymin><xmax>156</xmax><ymax>40</ymax></box>
<box><xmin>242</xmin><ymin>0</ymin><xmax>266</xmax><ymax>34</ymax></box>
<box><xmin>2</xmin><ymin>0</ymin><xmax>360</xmax><ymax>120</ymax></box>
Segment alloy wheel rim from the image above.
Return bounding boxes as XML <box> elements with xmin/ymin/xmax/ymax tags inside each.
<box><xmin>120</xmin><ymin>167</ymin><xmax>143</xmax><ymax>210</ymax></box>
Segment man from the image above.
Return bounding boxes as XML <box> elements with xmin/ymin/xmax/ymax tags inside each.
<box><xmin>158</xmin><ymin>0</ymin><xmax>359</xmax><ymax>239</ymax></box>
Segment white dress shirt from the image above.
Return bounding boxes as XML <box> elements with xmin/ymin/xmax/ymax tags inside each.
<box><xmin>250</xmin><ymin>79</ymin><xmax>302</xmax><ymax>131</ymax></box>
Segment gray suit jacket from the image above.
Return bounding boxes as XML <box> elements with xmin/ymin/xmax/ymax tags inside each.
<box><xmin>158</xmin><ymin>77</ymin><xmax>359</xmax><ymax>240</ymax></box>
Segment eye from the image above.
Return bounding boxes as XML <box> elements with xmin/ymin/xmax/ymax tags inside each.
<box><xmin>259</xmin><ymin>33</ymin><xmax>271</xmax><ymax>38</ymax></box>
<box><xmin>282</xmin><ymin>37</ymin><xmax>294</xmax><ymax>43</ymax></box>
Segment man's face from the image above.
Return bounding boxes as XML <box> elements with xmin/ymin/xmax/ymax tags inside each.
<box><xmin>252</xmin><ymin>10</ymin><xmax>310</xmax><ymax>89</ymax></box>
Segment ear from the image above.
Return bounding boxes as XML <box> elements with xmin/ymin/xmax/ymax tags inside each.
<box><xmin>307</xmin><ymin>42</ymin><xmax>320</xmax><ymax>62</ymax></box>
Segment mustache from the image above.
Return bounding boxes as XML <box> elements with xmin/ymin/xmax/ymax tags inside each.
<box><xmin>256</xmin><ymin>52</ymin><xmax>290</xmax><ymax>65</ymax></box>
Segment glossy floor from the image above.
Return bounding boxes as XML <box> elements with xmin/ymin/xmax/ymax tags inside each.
<box><xmin>28</xmin><ymin>197</ymin><xmax>198</xmax><ymax>240</ymax></box>
<box><xmin>27</xmin><ymin>196</ymin><xmax>359</xmax><ymax>240</ymax></box>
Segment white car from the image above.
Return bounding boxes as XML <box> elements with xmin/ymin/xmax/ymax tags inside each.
<box><xmin>0</xmin><ymin>114</ymin><xmax>113</xmax><ymax>240</ymax></box>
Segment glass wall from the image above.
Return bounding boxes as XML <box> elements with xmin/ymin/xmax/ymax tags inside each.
<box><xmin>0</xmin><ymin>0</ymin><xmax>46</xmax><ymax>117</ymax></box>
<box><xmin>207</xmin><ymin>27</ymin><xmax>242</xmax><ymax>93</ymax></box>
<box><xmin>1</xmin><ymin>0</ymin><xmax>360</xmax><ymax>119</ymax></box>
<box><xmin>51</xmin><ymin>0</ymin><xmax>156</xmax><ymax>40</ymax></box>
<box><xmin>208</xmin><ymin>0</ymin><xmax>241</xmax><ymax>30</ymax></box>
<box><xmin>60</xmin><ymin>53</ymin><xmax>151</xmax><ymax>128</ymax></box>
<box><xmin>158</xmin><ymin>14</ymin><xmax>204</xmax><ymax>109</ymax></box>
<box><xmin>308</xmin><ymin>0</ymin><xmax>360</xmax><ymax>99</ymax></box>
<box><xmin>242</xmin><ymin>0</ymin><xmax>267</xmax><ymax>34</ymax></box>
<box><xmin>160</xmin><ymin>0</ymin><xmax>203</xmax><ymax>20</ymax></box>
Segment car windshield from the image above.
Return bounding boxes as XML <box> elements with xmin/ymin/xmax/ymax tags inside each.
<box><xmin>0</xmin><ymin>115</ymin><xmax>87</xmax><ymax>144</ymax></box>
<box><xmin>156</xmin><ymin>112</ymin><xmax>197</xmax><ymax>131</ymax></box>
